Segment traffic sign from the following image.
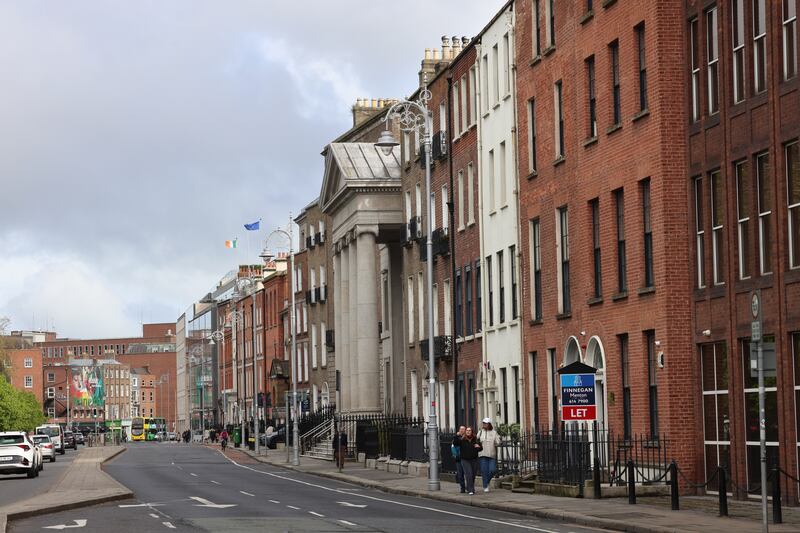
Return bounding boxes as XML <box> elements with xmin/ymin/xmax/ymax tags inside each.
<box><xmin>560</xmin><ymin>372</ymin><xmax>597</xmax><ymax>422</ymax></box>
<box><xmin>751</xmin><ymin>321</ymin><xmax>762</xmax><ymax>342</ymax></box>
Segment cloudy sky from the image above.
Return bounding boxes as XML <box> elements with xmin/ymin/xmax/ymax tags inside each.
<box><xmin>0</xmin><ymin>0</ymin><xmax>503</xmax><ymax>339</ymax></box>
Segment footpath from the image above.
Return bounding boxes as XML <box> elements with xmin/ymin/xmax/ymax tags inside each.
<box><xmin>0</xmin><ymin>446</ymin><xmax>131</xmax><ymax>533</ymax></box>
<box><xmin>229</xmin><ymin>444</ymin><xmax>800</xmax><ymax>533</ymax></box>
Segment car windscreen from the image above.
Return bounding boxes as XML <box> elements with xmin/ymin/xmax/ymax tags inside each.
<box><xmin>32</xmin><ymin>436</ymin><xmax>50</xmax><ymax>443</ymax></box>
<box><xmin>0</xmin><ymin>435</ymin><xmax>25</xmax><ymax>445</ymax></box>
<box><xmin>37</xmin><ymin>427</ymin><xmax>60</xmax><ymax>437</ymax></box>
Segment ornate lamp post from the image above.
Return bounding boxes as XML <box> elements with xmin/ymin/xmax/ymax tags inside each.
<box><xmin>375</xmin><ymin>86</ymin><xmax>440</xmax><ymax>491</ymax></box>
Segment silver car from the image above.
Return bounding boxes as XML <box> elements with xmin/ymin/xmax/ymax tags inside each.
<box><xmin>31</xmin><ymin>434</ymin><xmax>56</xmax><ymax>463</ymax></box>
<box><xmin>0</xmin><ymin>432</ymin><xmax>42</xmax><ymax>478</ymax></box>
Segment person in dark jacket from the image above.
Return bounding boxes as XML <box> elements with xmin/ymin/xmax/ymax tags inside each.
<box><xmin>451</xmin><ymin>426</ymin><xmax>466</xmax><ymax>493</ymax></box>
<box><xmin>452</xmin><ymin>426</ymin><xmax>482</xmax><ymax>494</ymax></box>
<box><xmin>333</xmin><ymin>431</ymin><xmax>348</xmax><ymax>469</ymax></box>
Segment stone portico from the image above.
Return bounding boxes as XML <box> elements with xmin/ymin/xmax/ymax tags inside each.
<box><xmin>320</xmin><ymin>143</ymin><xmax>403</xmax><ymax>413</ymax></box>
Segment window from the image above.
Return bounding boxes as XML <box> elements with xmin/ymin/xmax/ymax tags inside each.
<box><xmin>586</xmin><ymin>56</ymin><xmax>597</xmax><ymax>138</ymax></box>
<box><xmin>461</xmin><ymin>74</ymin><xmax>469</xmax><ymax>129</ymax></box>
<box><xmin>554</xmin><ymin>80</ymin><xmax>564</xmax><ymax>157</ymax></box>
<box><xmin>465</xmin><ymin>265</ymin><xmax>473</xmax><ymax>335</ymax></box>
<box><xmin>499</xmin><ymin>141</ymin><xmax>507</xmax><ymax>207</ymax></box>
<box><xmin>513</xmin><ymin>365</ymin><xmax>521</xmax><ymax>424</ymax></box>
<box><xmin>690</xmin><ymin>18</ymin><xmax>701</xmax><ymax>121</ymax></box>
<box><xmin>548</xmin><ymin>349</ymin><xmax>558</xmax><ymax>431</ymax></box>
<box><xmin>710</xmin><ymin>170</ymin><xmax>725</xmax><ymax>285</ymax></box>
<box><xmin>509</xmin><ymin>245</ymin><xmax>518</xmax><ymax>319</ymax></box>
<box><xmin>641</xmin><ymin>179</ymin><xmax>654</xmax><ymax>287</ymax></box>
<box><xmin>24</xmin><ymin>375</ymin><xmax>32</xmax><ymax>388</ymax></box>
<box><xmin>700</xmin><ymin>341</ymin><xmax>730</xmax><ymax>490</ymax></box>
<box><xmin>475</xmin><ymin>260</ymin><xmax>482</xmax><ymax>333</ymax></box>
<box><xmin>785</xmin><ymin>0</ymin><xmax>798</xmax><ymax>80</ymax></box>
<box><xmin>433</xmin><ymin>283</ymin><xmax>439</xmax><ymax>337</ymax></box>
<box><xmin>417</xmin><ymin>272</ymin><xmax>424</xmax><ymax>341</ymax></box>
<box><xmin>501</xmin><ymin>367</ymin><xmax>509</xmax><ymax>424</ymax></box>
<box><xmin>743</xmin><ymin>336</ymin><xmax>779</xmax><ymax>494</ymax></box>
<box><xmin>546</xmin><ymin>0</ymin><xmax>555</xmax><ymax>47</ymax></box>
<box><xmin>488</xmin><ymin>149</ymin><xmax>495</xmax><ymax>210</ymax></box>
<box><xmin>533</xmin><ymin>0</ymin><xmax>542</xmax><ymax>57</ymax></box>
<box><xmin>527</xmin><ymin>98</ymin><xmax>538</xmax><ymax>172</ymax></box>
<box><xmin>503</xmin><ymin>33</ymin><xmax>511</xmax><ymax>95</ymax></box>
<box><xmin>492</xmin><ymin>44</ymin><xmax>500</xmax><ymax>104</ymax></box>
<box><xmin>439</xmin><ymin>101</ymin><xmax>446</xmax><ymax>134</ymax></box>
<box><xmin>467</xmin><ymin>162</ymin><xmax>475</xmax><ymax>225</ymax></box>
<box><xmin>530</xmin><ymin>352</ymin><xmax>540</xmax><ymax>429</ymax></box>
<box><xmin>415</xmin><ymin>183</ymin><xmax>422</xmax><ymax>222</ymax></box>
<box><xmin>589</xmin><ymin>199</ymin><xmax>602</xmax><ymax>298</ymax></box>
<box><xmin>530</xmin><ymin>218</ymin><xmax>542</xmax><ymax>320</ymax></box>
<box><xmin>557</xmin><ymin>207</ymin><xmax>570</xmax><ymax>314</ymax></box>
<box><xmin>707</xmin><ymin>7</ymin><xmax>719</xmax><ymax>114</ymax></box>
<box><xmin>444</xmin><ymin>279</ymin><xmax>452</xmax><ymax>336</ymax></box>
<box><xmin>695</xmin><ymin>176</ymin><xmax>706</xmax><ymax>287</ymax></box>
<box><xmin>441</xmin><ymin>185</ymin><xmax>449</xmax><ymax>233</ymax></box>
<box><xmin>733</xmin><ymin>0</ymin><xmax>746</xmax><ymax>103</ymax></box>
<box><xmin>646</xmin><ymin>330</ymin><xmax>659</xmax><ymax>439</ymax></box>
<box><xmin>47</xmin><ymin>372</ymin><xmax>55</xmax><ymax>382</ymax></box>
<box><xmin>498</xmin><ymin>250</ymin><xmax>506</xmax><ymax>323</ymax></box>
<box><xmin>757</xmin><ymin>152</ymin><xmax>773</xmax><ymax>274</ymax></box>
<box><xmin>788</xmin><ymin>141</ymin><xmax>800</xmax><ymax>269</ymax></box>
<box><xmin>754</xmin><ymin>0</ymin><xmax>767</xmax><ymax>93</ymax></box>
<box><xmin>403</xmin><ymin>131</ymin><xmax>411</xmax><ymax>163</ymax></box>
<box><xmin>610</xmin><ymin>41</ymin><xmax>621</xmax><ymax>126</ymax></box>
<box><xmin>620</xmin><ymin>334</ymin><xmax>632</xmax><ymax>439</ymax></box>
<box><xmin>407</xmin><ymin>276</ymin><xmax>414</xmax><ymax>343</ymax></box>
<box><xmin>736</xmin><ymin>161</ymin><xmax>752</xmax><ymax>279</ymax></box>
<box><xmin>636</xmin><ymin>23</ymin><xmax>648</xmax><ymax>111</ymax></box>
<box><xmin>453</xmin><ymin>81</ymin><xmax>460</xmax><ymax>136</ymax></box>
<box><xmin>46</xmin><ymin>387</ymin><xmax>54</xmax><ymax>399</ymax></box>
<box><xmin>615</xmin><ymin>189</ymin><xmax>627</xmax><ymax>292</ymax></box>
<box><xmin>455</xmin><ymin>269</ymin><xmax>463</xmax><ymax>338</ymax></box>
<box><xmin>458</xmin><ymin>170</ymin><xmax>465</xmax><ymax>229</ymax></box>
<box><xmin>470</xmin><ymin>67</ymin><xmax>478</xmax><ymax>124</ymax></box>
<box><xmin>24</xmin><ymin>357</ymin><xmax>32</xmax><ymax>368</ymax></box>
<box><xmin>311</xmin><ymin>324</ymin><xmax>317</xmax><ymax>369</ymax></box>
<box><xmin>487</xmin><ymin>255</ymin><xmax>494</xmax><ymax>327</ymax></box>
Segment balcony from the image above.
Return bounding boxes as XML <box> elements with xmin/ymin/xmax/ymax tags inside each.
<box><xmin>418</xmin><ymin>335</ymin><xmax>453</xmax><ymax>362</ymax></box>
<box><xmin>315</xmin><ymin>232</ymin><xmax>323</xmax><ymax>245</ymax></box>
<box><xmin>314</xmin><ymin>286</ymin><xmax>321</xmax><ymax>303</ymax></box>
<box><xmin>305</xmin><ymin>235</ymin><xmax>312</xmax><ymax>250</ymax></box>
<box><xmin>318</xmin><ymin>285</ymin><xmax>327</xmax><ymax>303</ymax></box>
<box><xmin>404</xmin><ymin>216</ymin><xmax>422</xmax><ymax>246</ymax></box>
<box><xmin>432</xmin><ymin>130</ymin><xmax>448</xmax><ymax>161</ymax></box>
<box><xmin>305</xmin><ymin>290</ymin><xmax>313</xmax><ymax>305</ymax></box>
<box><xmin>421</xmin><ymin>227</ymin><xmax>450</xmax><ymax>262</ymax></box>
<box><xmin>325</xmin><ymin>329</ymin><xmax>335</xmax><ymax>350</ymax></box>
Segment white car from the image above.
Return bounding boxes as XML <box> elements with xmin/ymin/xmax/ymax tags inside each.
<box><xmin>31</xmin><ymin>434</ymin><xmax>56</xmax><ymax>463</ymax></box>
<box><xmin>0</xmin><ymin>432</ymin><xmax>42</xmax><ymax>478</ymax></box>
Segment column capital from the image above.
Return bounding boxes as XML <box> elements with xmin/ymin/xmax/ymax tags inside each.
<box><xmin>355</xmin><ymin>224</ymin><xmax>379</xmax><ymax>238</ymax></box>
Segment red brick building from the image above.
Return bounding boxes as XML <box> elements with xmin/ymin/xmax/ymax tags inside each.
<box><xmin>5</xmin><ymin>347</ymin><xmax>43</xmax><ymax>406</ymax></box>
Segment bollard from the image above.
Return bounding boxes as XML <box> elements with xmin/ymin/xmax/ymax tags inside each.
<box><xmin>718</xmin><ymin>467</ymin><xmax>728</xmax><ymax>517</ymax></box>
<box><xmin>593</xmin><ymin>454</ymin><xmax>601</xmax><ymax>499</ymax></box>
<box><xmin>627</xmin><ymin>460</ymin><xmax>636</xmax><ymax>505</ymax></box>
<box><xmin>772</xmin><ymin>466</ymin><xmax>783</xmax><ymax>525</ymax></box>
<box><xmin>670</xmin><ymin>461</ymin><xmax>679</xmax><ymax>511</ymax></box>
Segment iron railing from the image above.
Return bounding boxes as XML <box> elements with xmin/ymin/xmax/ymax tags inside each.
<box><xmin>336</xmin><ymin>413</ymin><xmax>425</xmax><ymax>460</ymax></box>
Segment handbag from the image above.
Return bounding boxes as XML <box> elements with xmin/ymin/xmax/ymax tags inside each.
<box><xmin>450</xmin><ymin>443</ymin><xmax>461</xmax><ymax>460</ymax></box>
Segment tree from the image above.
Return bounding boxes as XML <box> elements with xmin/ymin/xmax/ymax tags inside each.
<box><xmin>0</xmin><ymin>376</ymin><xmax>46</xmax><ymax>432</ymax></box>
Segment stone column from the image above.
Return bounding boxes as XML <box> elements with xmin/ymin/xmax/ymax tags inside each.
<box><xmin>333</xmin><ymin>250</ymin><xmax>345</xmax><ymax>410</ymax></box>
<box><xmin>348</xmin><ymin>235</ymin><xmax>359</xmax><ymax>410</ymax></box>
<box><xmin>338</xmin><ymin>246</ymin><xmax>351</xmax><ymax>410</ymax></box>
<box><xmin>356</xmin><ymin>227</ymin><xmax>380</xmax><ymax>411</ymax></box>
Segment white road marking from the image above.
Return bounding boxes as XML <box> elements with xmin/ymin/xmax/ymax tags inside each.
<box><xmin>337</xmin><ymin>501</ymin><xmax>367</xmax><ymax>508</ymax></box>
<box><xmin>149</xmin><ymin>513</ymin><xmax>159</xmax><ymax>519</ymax></box>
<box><xmin>220</xmin><ymin>451</ymin><xmax>560</xmax><ymax>533</ymax></box>
<box><xmin>189</xmin><ymin>473</ymin><xmax>198</xmax><ymax>477</ymax></box>
<box><xmin>210</xmin><ymin>480</ymin><xmax>221</xmax><ymax>485</ymax></box>
<box><xmin>339</xmin><ymin>520</ymin><xmax>357</xmax><ymax>527</ymax></box>
<box><xmin>309</xmin><ymin>511</ymin><xmax>325</xmax><ymax>517</ymax></box>
<box><xmin>239</xmin><ymin>490</ymin><xmax>255</xmax><ymax>497</ymax></box>
<box><xmin>286</xmin><ymin>505</ymin><xmax>301</xmax><ymax>510</ymax></box>
<box><xmin>43</xmin><ymin>520</ymin><xmax>87</xmax><ymax>530</ymax></box>
<box><xmin>118</xmin><ymin>503</ymin><xmax>163</xmax><ymax>508</ymax></box>
<box><xmin>162</xmin><ymin>522</ymin><xmax>176</xmax><ymax>529</ymax></box>
<box><xmin>189</xmin><ymin>496</ymin><xmax>237</xmax><ymax>509</ymax></box>
<box><xmin>268</xmin><ymin>500</ymin><xmax>280</xmax><ymax>504</ymax></box>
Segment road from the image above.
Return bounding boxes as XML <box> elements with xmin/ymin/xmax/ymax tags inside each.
<box><xmin>0</xmin><ymin>446</ymin><xmax>78</xmax><ymax>508</ymax></box>
<box><xmin>11</xmin><ymin>443</ymin><xmax>612</xmax><ymax>532</ymax></box>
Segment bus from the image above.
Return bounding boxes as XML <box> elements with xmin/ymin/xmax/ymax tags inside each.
<box><xmin>144</xmin><ymin>417</ymin><xmax>166</xmax><ymax>441</ymax></box>
<box><xmin>131</xmin><ymin>417</ymin><xmax>145</xmax><ymax>441</ymax></box>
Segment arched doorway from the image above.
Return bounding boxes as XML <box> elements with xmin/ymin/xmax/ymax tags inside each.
<box><xmin>585</xmin><ymin>336</ymin><xmax>608</xmax><ymax>433</ymax></box>
<box><xmin>564</xmin><ymin>336</ymin><xmax>582</xmax><ymax>366</ymax></box>
<box><xmin>321</xmin><ymin>382</ymin><xmax>330</xmax><ymax>407</ymax></box>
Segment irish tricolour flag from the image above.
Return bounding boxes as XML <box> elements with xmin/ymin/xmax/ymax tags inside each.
<box><xmin>225</xmin><ymin>239</ymin><xmax>237</xmax><ymax>249</ymax></box>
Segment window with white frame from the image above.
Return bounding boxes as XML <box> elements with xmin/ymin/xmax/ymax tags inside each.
<box><xmin>47</xmin><ymin>372</ymin><xmax>55</xmax><ymax>382</ymax></box>
<box><xmin>407</xmin><ymin>276</ymin><xmax>415</xmax><ymax>343</ymax></box>
<box><xmin>453</xmin><ymin>81</ymin><xmax>461</xmax><ymax>136</ymax></box>
<box><xmin>707</xmin><ymin>7</ymin><xmax>719</xmax><ymax>115</ymax></box>
<box><xmin>492</xmin><ymin>44</ymin><xmax>500</xmax><ymax>104</ymax></box>
<box><xmin>24</xmin><ymin>375</ymin><xmax>32</xmax><ymax>388</ymax></box>
<box><xmin>554</xmin><ymin>80</ymin><xmax>564</xmax><ymax>158</ymax></box>
<box><xmin>710</xmin><ymin>170</ymin><xmax>725</xmax><ymax>285</ymax></box>
<box><xmin>545</xmin><ymin>0</ymin><xmax>555</xmax><ymax>48</ymax></box>
<box><xmin>405</xmin><ymin>190</ymin><xmax>412</xmax><ymax>238</ymax></box>
<box><xmin>431</xmin><ymin>191</ymin><xmax>436</xmax><ymax>229</ymax></box>
<box><xmin>47</xmin><ymin>407</ymin><xmax>55</xmax><ymax>418</ymax></box>
<box><xmin>24</xmin><ymin>357</ymin><xmax>32</xmax><ymax>368</ymax></box>
<box><xmin>743</xmin><ymin>336</ymin><xmax>779</xmax><ymax>493</ymax></box>
<box><xmin>556</xmin><ymin>207</ymin><xmax>570</xmax><ymax>314</ymax></box>
<box><xmin>736</xmin><ymin>161</ymin><xmax>752</xmax><ymax>279</ymax></box>
<box><xmin>690</xmin><ymin>18</ymin><xmax>701</xmax><ymax>121</ymax></box>
<box><xmin>321</xmin><ymin>320</ymin><xmax>327</xmax><ymax>367</ymax></box>
<box><xmin>310</xmin><ymin>268</ymin><xmax>316</xmax><ymax>302</ymax></box>
<box><xmin>460</xmin><ymin>74</ymin><xmax>469</xmax><ymax>129</ymax></box>
<box><xmin>457</xmin><ymin>170</ymin><xmax>465</xmax><ymax>229</ymax></box>
<box><xmin>415</xmin><ymin>183</ymin><xmax>422</xmax><ymax>222</ymax></box>
<box><xmin>732</xmin><ymin>0</ymin><xmax>746</xmax><ymax>103</ymax></box>
<box><xmin>433</xmin><ymin>283</ymin><xmax>440</xmax><ymax>337</ymax></box>
<box><xmin>488</xmin><ymin>149</ymin><xmax>496</xmax><ymax>210</ymax></box>
<box><xmin>503</xmin><ymin>33</ymin><xmax>511</xmax><ymax>96</ymax></box>
<box><xmin>47</xmin><ymin>387</ymin><xmax>54</xmax><ymax>399</ymax></box>
<box><xmin>785</xmin><ymin>0</ymin><xmax>798</xmax><ymax>80</ymax></box>
<box><xmin>527</xmin><ymin>98</ymin><xmax>538</xmax><ymax>173</ymax></box>
<box><xmin>467</xmin><ymin>162</ymin><xmax>475</xmax><ymax>225</ymax></box>
<box><xmin>788</xmin><ymin>141</ymin><xmax>800</xmax><ymax>269</ymax></box>
<box><xmin>757</xmin><ymin>152</ymin><xmax>773</xmax><ymax>274</ymax></box>
<box><xmin>754</xmin><ymin>0</ymin><xmax>767</xmax><ymax>93</ymax></box>
<box><xmin>533</xmin><ymin>0</ymin><xmax>542</xmax><ymax>56</ymax></box>
<box><xmin>444</xmin><ymin>278</ymin><xmax>452</xmax><ymax>336</ymax></box>
<box><xmin>701</xmin><ymin>341</ymin><xmax>730</xmax><ymax>491</ymax></box>
<box><xmin>695</xmin><ymin>176</ymin><xmax>706</xmax><ymax>288</ymax></box>
<box><xmin>481</xmin><ymin>55</ymin><xmax>489</xmax><ymax>112</ymax></box>
<box><xmin>530</xmin><ymin>218</ymin><xmax>542</xmax><ymax>321</ymax></box>
<box><xmin>470</xmin><ymin>66</ymin><xmax>478</xmax><ymax>124</ymax></box>
<box><xmin>417</xmin><ymin>272</ymin><xmax>424</xmax><ymax>341</ymax></box>
<box><xmin>441</xmin><ymin>185</ymin><xmax>449</xmax><ymax>232</ymax></box>
<box><xmin>311</xmin><ymin>324</ymin><xmax>317</xmax><ymax>369</ymax></box>
<box><xmin>439</xmin><ymin>101</ymin><xmax>446</xmax><ymax>133</ymax></box>
<box><xmin>499</xmin><ymin>141</ymin><xmax>507</xmax><ymax>207</ymax></box>
<box><xmin>403</xmin><ymin>131</ymin><xmax>411</xmax><ymax>163</ymax></box>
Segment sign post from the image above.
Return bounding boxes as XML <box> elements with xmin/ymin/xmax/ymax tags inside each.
<box><xmin>751</xmin><ymin>289</ymin><xmax>767</xmax><ymax>533</ymax></box>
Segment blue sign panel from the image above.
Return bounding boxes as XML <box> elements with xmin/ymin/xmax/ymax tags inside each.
<box><xmin>560</xmin><ymin>373</ymin><xmax>596</xmax><ymax>407</ymax></box>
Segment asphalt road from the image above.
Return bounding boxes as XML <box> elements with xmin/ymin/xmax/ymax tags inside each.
<box><xmin>0</xmin><ymin>444</ymin><xmax>79</xmax><ymax>508</ymax></box>
<box><xmin>11</xmin><ymin>443</ymin><xmax>613</xmax><ymax>532</ymax></box>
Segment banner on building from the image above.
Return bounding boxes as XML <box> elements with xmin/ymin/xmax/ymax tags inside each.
<box><xmin>71</xmin><ymin>366</ymin><xmax>105</xmax><ymax>407</ymax></box>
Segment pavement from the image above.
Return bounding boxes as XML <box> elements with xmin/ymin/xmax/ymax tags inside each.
<box><xmin>0</xmin><ymin>445</ymin><xmax>131</xmax><ymax>532</ymax></box>
<box><xmin>232</xmin><ymin>444</ymin><xmax>800</xmax><ymax>533</ymax></box>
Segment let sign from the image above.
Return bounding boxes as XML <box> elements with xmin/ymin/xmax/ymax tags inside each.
<box><xmin>560</xmin><ymin>373</ymin><xmax>597</xmax><ymax>421</ymax></box>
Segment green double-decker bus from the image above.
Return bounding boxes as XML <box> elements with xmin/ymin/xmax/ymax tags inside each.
<box><xmin>144</xmin><ymin>417</ymin><xmax>166</xmax><ymax>441</ymax></box>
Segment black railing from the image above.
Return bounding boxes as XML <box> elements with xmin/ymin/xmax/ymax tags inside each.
<box><xmin>314</xmin><ymin>287</ymin><xmax>321</xmax><ymax>303</ymax></box>
<box><xmin>325</xmin><ymin>329</ymin><xmax>335</xmax><ymax>349</ymax></box>
<box><xmin>419</xmin><ymin>335</ymin><xmax>453</xmax><ymax>361</ymax></box>
<box><xmin>305</xmin><ymin>291</ymin><xmax>312</xmax><ymax>304</ymax></box>
<box><xmin>305</xmin><ymin>235</ymin><xmax>312</xmax><ymax>249</ymax></box>
<box><xmin>432</xmin><ymin>130</ymin><xmax>448</xmax><ymax>160</ymax></box>
<box><xmin>319</xmin><ymin>285</ymin><xmax>327</xmax><ymax>302</ymax></box>
<box><xmin>336</xmin><ymin>413</ymin><xmax>424</xmax><ymax>460</ymax></box>
<box><xmin>298</xmin><ymin>404</ymin><xmax>336</xmax><ymax>435</ymax></box>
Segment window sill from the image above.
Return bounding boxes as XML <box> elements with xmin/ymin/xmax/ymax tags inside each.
<box><xmin>632</xmin><ymin>109</ymin><xmax>650</xmax><ymax>122</ymax></box>
<box><xmin>611</xmin><ymin>291</ymin><xmax>628</xmax><ymax>301</ymax></box>
<box><xmin>458</xmin><ymin>225</ymin><xmax>466</xmax><ymax>233</ymax></box>
<box><xmin>529</xmin><ymin>55</ymin><xmax>542</xmax><ymax>67</ymax></box>
<box><xmin>529</xmin><ymin>319</ymin><xmax>543</xmax><ymax>326</ymax></box>
<box><xmin>467</xmin><ymin>220</ymin><xmax>476</xmax><ymax>227</ymax></box>
<box><xmin>553</xmin><ymin>155</ymin><xmax>566</xmax><ymax>167</ymax></box>
<box><xmin>587</xmin><ymin>296</ymin><xmax>603</xmax><ymax>306</ymax></box>
<box><xmin>503</xmin><ymin>93</ymin><xmax>512</xmax><ymax>102</ymax></box>
<box><xmin>580</xmin><ymin>10</ymin><xmax>594</xmax><ymax>24</ymax></box>
<box><xmin>555</xmin><ymin>312</ymin><xmax>572</xmax><ymax>321</ymax></box>
<box><xmin>526</xmin><ymin>170</ymin><xmax>538</xmax><ymax>180</ymax></box>
<box><xmin>582</xmin><ymin>135</ymin><xmax>598</xmax><ymax>147</ymax></box>
<box><xmin>482</xmin><ymin>111</ymin><xmax>491</xmax><ymax>119</ymax></box>
<box><xmin>606</xmin><ymin>123</ymin><xmax>622</xmax><ymax>136</ymax></box>
<box><xmin>637</xmin><ymin>286</ymin><xmax>656</xmax><ymax>296</ymax></box>
<box><xmin>542</xmin><ymin>45</ymin><xmax>556</xmax><ymax>57</ymax></box>
<box><xmin>493</xmin><ymin>102</ymin><xmax>501</xmax><ymax>111</ymax></box>
<box><xmin>602</xmin><ymin>0</ymin><xmax>617</xmax><ymax>7</ymax></box>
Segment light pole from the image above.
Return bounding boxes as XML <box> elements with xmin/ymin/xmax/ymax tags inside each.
<box><xmin>375</xmin><ymin>85</ymin><xmax>440</xmax><ymax>491</ymax></box>
<box><xmin>262</xmin><ymin>221</ymin><xmax>299</xmax><ymax>466</ymax></box>
<box><xmin>225</xmin><ymin>310</ymin><xmax>245</xmax><ymax>448</ymax></box>
<box><xmin>189</xmin><ymin>345</ymin><xmax>205</xmax><ymax>440</ymax></box>
<box><xmin>234</xmin><ymin>276</ymin><xmax>263</xmax><ymax>454</ymax></box>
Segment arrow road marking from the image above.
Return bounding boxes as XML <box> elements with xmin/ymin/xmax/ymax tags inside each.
<box><xmin>286</xmin><ymin>505</ymin><xmax>301</xmax><ymax>510</ymax></box>
<box><xmin>118</xmin><ymin>503</ymin><xmax>163</xmax><ymax>508</ymax></box>
<box><xmin>268</xmin><ymin>500</ymin><xmax>280</xmax><ymax>504</ymax></box>
<box><xmin>190</xmin><ymin>496</ymin><xmax>237</xmax><ymax>509</ymax></box>
<box><xmin>162</xmin><ymin>523</ymin><xmax>176</xmax><ymax>529</ymax></box>
<box><xmin>44</xmin><ymin>520</ymin><xmax>87</xmax><ymax>530</ymax></box>
<box><xmin>337</xmin><ymin>501</ymin><xmax>367</xmax><ymax>508</ymax></box>
<box><xmin>210</xmin><ymin>480</ymin><xmax>220</xmax><ymax>485</ymax></box>
<box><xmin>239</xmin><ymin>491</ymin><xmax>255</xmax><ymax>497</ymax></box>
<box><xmin>309</xmin><ymin>511</ymin><xmax>325</xmax><ymax>517</ymax></box>
<box><xmin>339</xmin><ymin>520</ymin><xmax>358</xmax><ymax>527</ymax></box>
<box><xmin>189</xmin><ymin>473</ymin><xmax>198</xmax><ymax>477</ymax></box>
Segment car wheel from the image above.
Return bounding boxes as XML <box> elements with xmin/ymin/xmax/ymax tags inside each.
<box><xmin>38</xmin><ymin>461</ymin><xmax>43</xmax><ymax>471</ymax></box>
<box><xmin>59</xmin><ymin>449</ymin><xmax>65</xmax><ymax>455</ymax></box>
<box><xmin>50</xmin><ymin>456</ymin><xmax>56</xmax><ymax>463</ymax></box>
<box><xmin>27</xmin><ymin>464</ymin><xmax>37</xmax><ymax>478</ymax></box>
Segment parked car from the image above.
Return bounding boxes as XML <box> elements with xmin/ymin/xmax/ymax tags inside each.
<box><xmin>74</xmin><ymin>432</ymin><xmax>85</xmax><ymax>445</ymax></box>
<box><xmin>167</xmin><ymin>431</ymin><xmax>177</xmax><ymax>441</ymax></box>
<box><xmin>259</xmin><ymin>426</ymin><xmax>286</xmax><ymax>449</ymax></box>
<box><xmin>31</xmin><ymin>434</ymin><xmax>56</xmax><ymax>463</ymax></box>
<box><xmin>63</xmin><ymin>431</ymin><xmax>77</xmax><ymax>450</ymax></box>
<box><xmin>0</xmin><ymin>432</ymin><xmax>42</xmax><ymax>478</ymax></box>
<box><xmin>35</xmin><ymin>424</ymin><xmax>65</xmax><ymax>455</ymax></box>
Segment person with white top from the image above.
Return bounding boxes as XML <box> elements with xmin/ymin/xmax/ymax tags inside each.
<box><xmin>477</xmin><ymin>417</ymin><xmax>501</xmax><ymax>492</ymax></box>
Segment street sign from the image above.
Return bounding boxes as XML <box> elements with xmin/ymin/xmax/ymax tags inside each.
<box><xmin>750</xmin><ymin>342</ymin><xmax>776</xmax><ymax>378</ymax></box>
<box><xmin>750</xmin><ymin>289</ymin><xmax>762</xmax><ymax>342</ymax></box>
<box><xmin>751</xmin><ymin>321</ymin><xmax>762</xmax><ymax>342</ymax></box>
<box><xmin>560</xmin><ymin>373</ymin><xmax>597</xmax><ymax>422</ymax></box>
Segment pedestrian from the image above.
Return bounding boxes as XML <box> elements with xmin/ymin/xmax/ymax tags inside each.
<box><xmin>477</xmin><ymin>418</ymin><xmax>501</xmax><ymax>492</ymax></box>
<box><xmin>451</xmin><ymin>426</ymin><xmax>466</xmax><ymax>493</ymax></box>
<box><xmin>219</xmin><ymin>429</ymin><xmax>229</xmax><ymax>451</ymax></box>
<box><xmin>334</xmin><ymin>430</ymin><xmax>347</xmax><ymax>469</ymax></box>
<box><xmin>452</xmin><ymin>426</ymin><xmax>482</xmax><ymax>495</ymax></box>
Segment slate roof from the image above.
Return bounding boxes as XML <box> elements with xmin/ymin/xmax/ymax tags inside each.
<box><xmin>328</xmin><ymin>143</ymin><xmax>401</xmax><ymax>180</ymax></box>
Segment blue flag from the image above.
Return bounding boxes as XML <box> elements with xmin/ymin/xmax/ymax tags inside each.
<box><xmin>244</xmin><ymin>220</ymin><xmax>260</xmax><ymax>231</ymax></box>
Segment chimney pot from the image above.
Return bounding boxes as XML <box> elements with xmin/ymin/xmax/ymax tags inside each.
<box><xmin>462</xmin><ymin>37</ymin><xmax>470</xmax><ymax>46</ymax></box>
<box><xmin>424</xmin><ymin>48</ymin><xmax>432</xmax><ymax>60</ymax></box>
<box><xmin>371</xmin><ymin>98</ymin><xmax>377</xmax><ymax>108</ymax></box>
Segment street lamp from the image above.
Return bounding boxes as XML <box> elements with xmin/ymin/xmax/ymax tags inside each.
<box><xmin>234</xmin><ymin>275</ymin><xmax>264</xmax><ymax>455</ymax></box>
<box><xmin>262</xmin><ymin>221</ymin><xmax>299</xmax><ymax>466</ymax></box>
<box><xmin>189</xmin><ymin>345</ymin><xmax>206</xmax><ymax>440</ymax></box>
<box><xmin>225</xmin><ymin>309</ymin><xmax>246</xmax><ymax>449</ymax></box>
<box><xmin>377</xmin><ymin>86</ymin><xmax>440</xmax><ymax>491</ymax></box>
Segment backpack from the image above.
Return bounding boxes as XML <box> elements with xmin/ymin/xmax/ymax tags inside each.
<box><xmin>450</xmin><ymin>443</ymin><xmax>461</xmax><ymax>460</ymax></box>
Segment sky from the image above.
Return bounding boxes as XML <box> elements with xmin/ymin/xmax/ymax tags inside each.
<box><xmin>0</xmin><ymin>0</ymin><xmax>503</xmax><ymax>339</ymax></box>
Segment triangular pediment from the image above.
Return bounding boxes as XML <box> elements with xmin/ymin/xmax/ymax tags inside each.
<box><xmin>319</xmin><ymin>143</ymin><xmax>400</xmax><ymax>213</ymax></box>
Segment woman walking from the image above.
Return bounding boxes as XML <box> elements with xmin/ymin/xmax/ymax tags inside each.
<box><xmin>452</xmin><ymin>426</ymin><xmax>482</xmax><ymax>495</ymax></box>
<box><xmin>478</xmin><ymin>418</ymin><xmax>501</xmax><ymax>492</ymax></box>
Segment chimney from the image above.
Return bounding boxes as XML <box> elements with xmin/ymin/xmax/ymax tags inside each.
<box><xmin>352</xmin><ymin>98</ymin><xmax>396</xmax><ymax>128</ymax></box>
<box><xmin>441</xmin><ymin>36</ymin><xmax>452</xmax><ymax>60</ymax></box>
